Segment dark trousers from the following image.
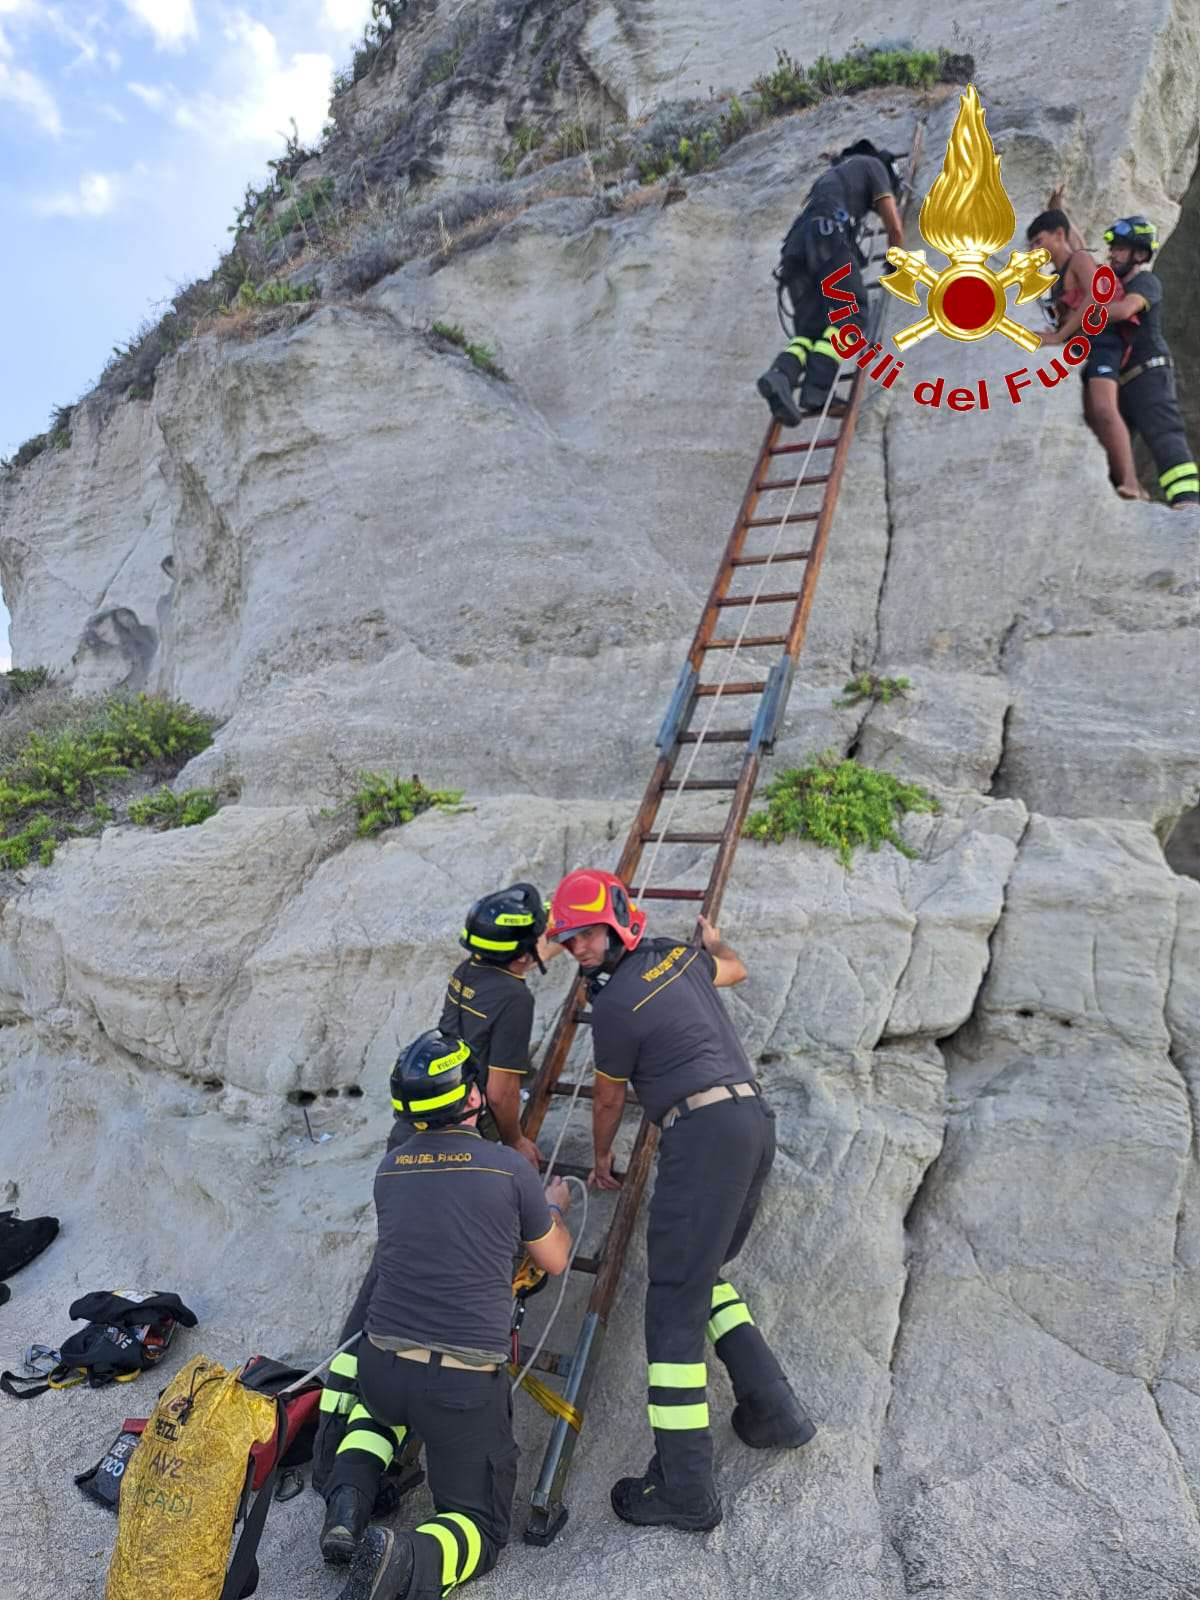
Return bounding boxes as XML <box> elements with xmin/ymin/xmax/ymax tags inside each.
<box><xmin>770</xmin><ymin>216</ymin><xmax>864</xmax><ymax>408</ymax></box>
<box><xmin>643</xmin><ymin>1093</ymin><xmax>786</xmax><ymax>1501</ymax></box>
<box><xmin>326</xmin><ymin>1339</ymin><xmax>517</xmax><ymax>1600</ymax></box>
<box><xmin>1119</xmin><ymin>365</ymin><xmax>1198</xmax><ymax>503</ymax></box>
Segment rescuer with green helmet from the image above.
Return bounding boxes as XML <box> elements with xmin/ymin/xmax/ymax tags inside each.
<box><xmin>1101</xmin><ymin>216</ymin><xmax>1198</xmax><ymax>508</ymax></box>
<box><xmin>320</xmin><ymin>1028</ymin><xmax>572</xmax><ymax>1598</ymax></box>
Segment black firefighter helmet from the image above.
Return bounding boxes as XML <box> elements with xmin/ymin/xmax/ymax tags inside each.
<box><xmin>390</xmin><ymin>1030</ymin><xmax>481</xmax><ymax>1129</ymax></box>
<box><xmin>835</xmin><ymin>137</ymin><xmax>903</xmax><ymax>196</ymax></box>
<box><xmin>460</xmin><ymin>882</ymin><xmax>548</xmax><ymax>970</ymax></box>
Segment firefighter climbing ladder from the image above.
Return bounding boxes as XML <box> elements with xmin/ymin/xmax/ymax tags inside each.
<box><xmin>518</xmin><ymin>131</ymin><xmax>924</xmax><ymax>1546</ymax></box>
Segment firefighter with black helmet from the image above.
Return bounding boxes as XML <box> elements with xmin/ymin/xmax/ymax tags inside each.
<box><xmin>547</xmin><ymin>869</ymin><xmax>815</xmax><ymax>1533</ymax></box>
<box><xmin>758</xmin><ymin>138</ymin><xmax>906</xmax><ymax>427</ymax></box>
<box><xmin>313</xmin><ymin>883</ymin><xmax>561</xmax><ymax>1510</ymax></box>
<box><xmin>1101</xmin><ymin>216</ymin><xmax>1198</xmax><ymax>508</ymax></box>
<box><xmin>440</xmin><ymin>881</ymin><xmax>561</xmax><ymax>1171</ymax></box>
<box><xmin>320</xmin><ymin>1028</ymin><xmax>573</xmax><ymax>1598</ymax></box>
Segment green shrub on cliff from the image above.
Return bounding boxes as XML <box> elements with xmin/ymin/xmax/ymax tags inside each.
<box><xmin>744</xmin><ymin>752</ymin><xmax>936</xmax><ymax>868</ymax></box>
<box><xmin>128</xmin><ymin>786</ymin><xmax>220</xmax><ymax>831</ymax></box>
<box><xmin>351</xmin><ymin>773</ymin><xmax>471</xmax><ymax>837</ymax></box>
<box><xmin>0</xmin><ymin>693</ymin><xmax>215</xmax><ymax>871</ymax></box>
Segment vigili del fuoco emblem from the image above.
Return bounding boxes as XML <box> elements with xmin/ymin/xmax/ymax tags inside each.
<box><xmin>882</xmin><ymin>84</ymin><xmax>1057</xmax><ymax>352</ymax></box>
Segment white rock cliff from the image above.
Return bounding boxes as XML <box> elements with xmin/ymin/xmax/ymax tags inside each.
<box><xmin>1</xmin><ymin>4</ymin><xmax>1198</xmax><ymax>1598</ymax></box>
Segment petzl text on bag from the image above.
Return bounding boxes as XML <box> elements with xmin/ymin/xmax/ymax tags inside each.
<box><xmin>105</xmin><ymin>1354</ymin><xmax>277</xmax><ymax>1600</ymax></box>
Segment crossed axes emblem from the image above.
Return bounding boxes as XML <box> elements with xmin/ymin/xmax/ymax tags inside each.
<box><xmin>881</xmin><ymin>246</ymin><xmax>1057</xmax><ymax>353</ymax></box>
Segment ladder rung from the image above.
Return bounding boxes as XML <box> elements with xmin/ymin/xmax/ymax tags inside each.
<box><xmin>745</xmin><ymin>512</ymin><xmax>818</xmax><ymax>529</ymax></box>
<box><xmin>640</xmin><ymin>830</ymin><xmax>724</xmax><ymax>844</ymax></box>
<box><xmin>552</xmin><ymin>1161</ymin><xmax>626</xmax><ymax>1183</ymax></box>
<box><xmin>715</xmin><ymin>591</ymin><xmax>800</xmax><ymax>607</ymax></box>
<box><xmin>768</xmin><ymin>438</ymin><xmax>838</xmax><ymax>455</ymax></box>
<box><xmin>706</xmin><ymin>635</ymin><xmax>786</xmax><ymax>649</ymax></box>
<box><xmin>570</xmin><ymin>1255</ymin><xmax>601</xmax><ymax>1275</ymax></box>
<box><xmin>729</xmin><ymin>550</ymin><xmax>810</xmax><ymax>567</ymax></box>
<box><xmin>729</xmin><ymin>553</ymin><xmax>812</xmax><ymax>572</ymax></box>
<box><xmin>696</xmin><ymin>681</ymin><xmax>763</xmax><ymax>696</ymax></box>
<box><xmin>639</xmin><ymin>887</ymin><xmax>708</xmax><ymax>900</ymax></box>
<box><xmin>661</xmin><ymin>779</ymin><xmax>739</xmax><ymax>792</ymax></box>
<box><xmin>757</xmin><ymin>474</ymin><xmax>831</xmax><ymax>492</ymax></box>
<box><xmin>678</xmin><ymin>728</ymin><xmax>752</xmax><ymax>741</ymax></box>
<box><xmin>515</xmin><ymin>1344</ymin><xmax>565</xmax><ymax>1376</ymax></box>
<box><xmin>548</xmin><ymin>1081</ymin><xmax>636</xmax><ymax>1104</ymax></box>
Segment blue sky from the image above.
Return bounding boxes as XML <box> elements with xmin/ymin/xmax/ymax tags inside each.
<box><xmin>0</xmin><ymin>0</ymin><xmax>378</xmax><ymax>666</ymax></box>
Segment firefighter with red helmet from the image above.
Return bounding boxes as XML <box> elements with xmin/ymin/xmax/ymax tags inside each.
<box><xmin>547</xmin><ymin>868</ymin><xmax>816</xmax><ymax>1532</ymax></box>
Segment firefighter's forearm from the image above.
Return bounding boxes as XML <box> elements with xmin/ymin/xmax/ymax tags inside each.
<box><xmin>592</xmin><ymin>1079</ymin><xmax>627</xmax><ymax>1157</ymax></box>
<box><xmin>486</xmin><ymin>1071</ymin><xmax>524</xmax><ymax>1144</ymax></box>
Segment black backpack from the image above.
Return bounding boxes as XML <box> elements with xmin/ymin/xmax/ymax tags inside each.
<box><xmin>1</xmin><ymin>1290</ymin><xmax>198</xmax><ymax>1399</ymax></box>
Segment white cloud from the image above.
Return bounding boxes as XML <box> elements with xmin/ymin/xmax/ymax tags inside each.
<box><xmin>0</xmin><ymin>57</ymin><xmax>62</xmax><ymax>135</ymax></box>
<box><xmin>128</xmin><ymin>78</ymin><xmax>165</xmax><ymax>109</ymax></box>
<box><xmin>122</xmin><ymin>0</ymin><xmax>196</xmax><ymax>52</ymax></box>
<box><xmin>34</xmin><ymin>169</ymin><xmax>119</xmax><ymax>217</ymax></box>
<box><xmin>175</xmin><ymin>14</ymin><xmax>334</xmax><ymax>148</ymax></box>
<box><xmin>321</xmin><ymin>0</ymin><xmax>374</xmax><ymax>33</ymax></box>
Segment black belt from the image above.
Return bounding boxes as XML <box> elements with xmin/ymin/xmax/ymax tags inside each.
<box><xmin>1119</xmin><ymin>355</ymin><xmax>1172</xmax><ymax>387</ymax></box>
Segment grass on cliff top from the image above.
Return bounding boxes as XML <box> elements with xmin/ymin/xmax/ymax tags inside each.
<box><xmin>0</xmin><ymin>40</ymin><xmax>972</xmax><ymax>474</ymax></box>
<box><xmin>0</xmin><ymin>686</ymin><xmax>216</xmax><ymax>871</ymax></box>
<box><xmin>744</xmin><ymin>752</ymin><xmax>937</xmax><ymax>868</ymax></box>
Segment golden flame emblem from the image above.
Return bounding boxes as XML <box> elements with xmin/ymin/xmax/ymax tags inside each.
<box><xmin>882</xmin><ymin>85</ymin><xmax>1057</xmax><ymax>351</ymax></box>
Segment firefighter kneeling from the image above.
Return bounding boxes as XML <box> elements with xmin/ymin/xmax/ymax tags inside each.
<box><xmin>320</xmin><ymin>1030</ymin><xmax>572</xmax><ymax>1599</ymax></box>
<box><xmin>548</xmin><ymin>869</ymin><xmax>816</xmax><ymax>1532</ymax></box>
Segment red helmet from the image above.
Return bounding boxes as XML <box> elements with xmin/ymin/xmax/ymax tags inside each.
<box><xmin>548</xmin><ymin>868</ymin><xmax>646</xmax><ymax>952</ymax></box>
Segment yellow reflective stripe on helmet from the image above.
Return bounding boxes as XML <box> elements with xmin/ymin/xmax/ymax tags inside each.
<box><xmin>572</xmin><ymin>889</ymin><xmax>611</xmax><ymax>915</ymax></box>
<box><xmin>466</xmin><ymin>933</ymin><xmax>520</xmax><ymax>951</ymax></box>
<box><xmin>407</xmin><ymin>1082</ymin><xmax>468</xmax><ymax>1113</ymax></box>
<box><xmin>708</xmin><ymin>1302</ymin><xmax>755</xmax><ymax>1342</ymax></box>
<box><xmin>710</xmin><ymin>1282</ymin><xmax>738</xmax><ymax>1309</ymax></box>
<box><xmin>494</xmin><ymin>912</ymin><xmax>534</xmax><ymax>926</ymax></box>
<box><xmin>648</xmin><ymin>1402</ymin><xmax>710</xmax><ymax>1429</ymax></box>
<box><xmin>417</xmin><ymin>1520</ymin><xmax>461</xmax><ymax>1590</ymax></box>
<box><xmin>329</xmin><ymin>1351</ymin><xmax>359</xmax><ymax>1378</ymax></box>
<box><xmin>1160</xmin><ymin>462</ymin><xmax>1196</xmax><ymax>487</ymax></box>
<box><xmin>440</xmin><ymin>1512</ymin><xmax>483</xmax><ymax>1582</ymax></box>
<box><xmin>647</xmin><ymin>1361</ymin><xmax>706</xmax><ymax>1388</ymax></box>
<box><xmin>428</xmin><ymin>1040</ymin><xmax>470</xmax><ymax>1074</ymax></box>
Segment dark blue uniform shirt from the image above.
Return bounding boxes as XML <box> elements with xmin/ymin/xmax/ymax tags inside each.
<box><xmin>589</xmin><ymin>938</ymin><xmax>756</xmax><ymax>1124</ymax></box>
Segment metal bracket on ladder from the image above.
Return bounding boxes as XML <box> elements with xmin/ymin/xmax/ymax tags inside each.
<box><xmin>655</xmin><ymin>664</ymin><xmax>698</xmax><ymax>752</ymax></box>
<box><xmin>749</xmin><ymin>657</ymin><xmax>795</xmax><ymax>753</ymax></box>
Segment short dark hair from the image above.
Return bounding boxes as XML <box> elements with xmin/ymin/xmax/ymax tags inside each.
<box><xmin>1026</xmin><ymin>209</ymin><xmax>1070</xmax><ymax>241</ymax></box>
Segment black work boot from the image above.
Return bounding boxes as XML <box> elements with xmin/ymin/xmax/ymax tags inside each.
<box><xmin>610</xmin><ymin>1472</ymin><xmax>722</xmax><ymax>1532</ymax></box>
<box><xmin>335</xmin><ymin>1526</ymin><xmax>415</xmax><ymax>1600</ymax></box>
<box><xmin>731</xmin><ymin>1379</ymin><xmax>816</xmax><ymax>1449</ymax></box>
<box><xmin>0</xmin><ymin>1211</ymin><xmax>59</xmax><ymax>1280</ymax></box>
<box><xmin>756</xmin><ymin>369</ymin><xmax>804</xmax><ymax>428</ymax></box>
<box><xmin>321</xmin><ymin>1485</ymin><xmax>373</xmax><ymax>1565</ymax></box>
